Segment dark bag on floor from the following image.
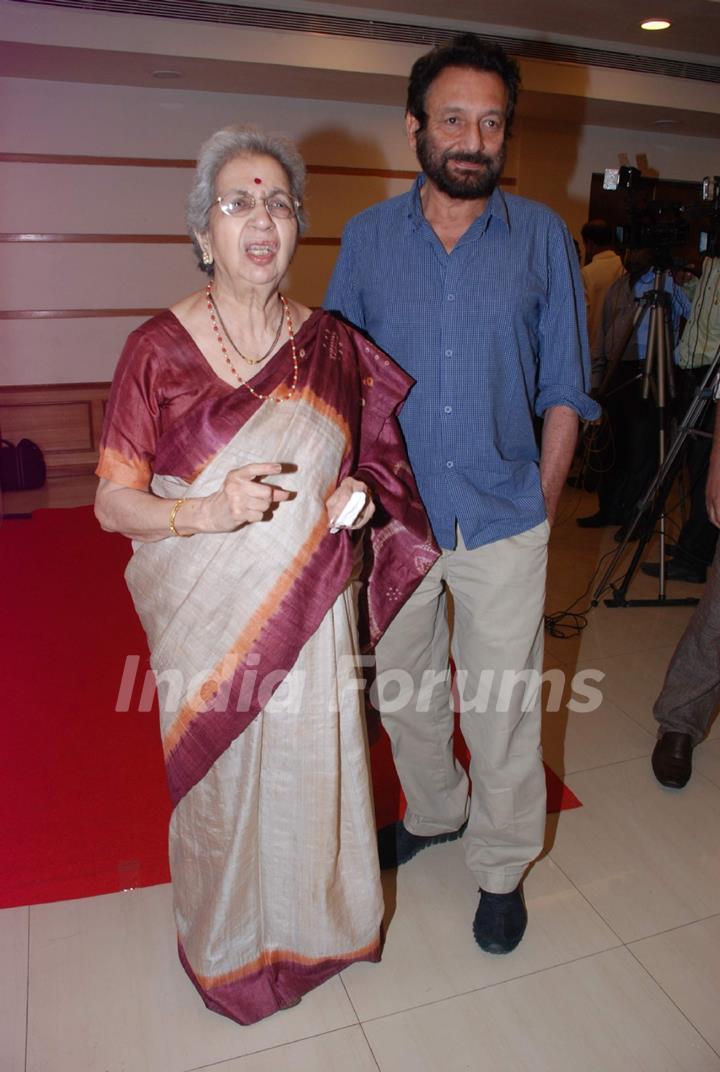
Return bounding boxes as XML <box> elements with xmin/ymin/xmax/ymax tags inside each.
<box><xmin>0</xmin><ymin>438</ymin><xmax>47</xmax><ymax>491</ymax></box>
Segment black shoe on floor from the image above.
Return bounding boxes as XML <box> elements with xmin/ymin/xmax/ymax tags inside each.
<box><xmin>377</xmin><ymin>820</ymin><xmax>468</xmax><ymax>870</ymax></box>
<box><xmin>651</xmin><ymin>731</ymin><xmax>693</xmax><ymax>788</ymax></box>
<box><xmin>576</xmin><ymin>511</ymin><xmax>623</xmax><ymax>528</ymax></box>
<box><xmin>641</xmin><ymin>559</ymin><xmax>707</xmax><ymax>584</ymax></box>
<box><xmin>473</xmin><ymin>886</ymin><xmax>527</xmax><ymax>954</ymax></box>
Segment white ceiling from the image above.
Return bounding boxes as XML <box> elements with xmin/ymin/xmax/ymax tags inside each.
<box><xmin>1</xmin><ymin>0</ymin><xmax>719</xmax><ymax>137</ymax></box>
<box><xmin>285</xmin><ymin>0</ymin><xmax>720</xmax><ymax>63</ymax></box>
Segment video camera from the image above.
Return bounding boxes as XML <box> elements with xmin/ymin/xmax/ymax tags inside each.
<box><xmin>603</xmin><ymin>166</ymin><xmax>720</xmax><ymax>263</ymax></box>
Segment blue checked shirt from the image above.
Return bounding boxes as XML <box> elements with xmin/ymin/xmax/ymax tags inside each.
<box><xmin>325</xmin><ymin>177</ymin><xmax>600</xmax><ymax>549</ymax></box>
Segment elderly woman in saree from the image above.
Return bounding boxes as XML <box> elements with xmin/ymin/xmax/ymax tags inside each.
<box><xmin>94</xmin><ymin>125</ymin><xmax>437</xmax><ymax>1026</ymax></box>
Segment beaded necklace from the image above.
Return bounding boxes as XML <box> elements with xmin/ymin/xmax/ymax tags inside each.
<box><xmin>208</xmin><ymin>290</ymin><xmax>283</xmax><ymax>366</ymax></box>
<box><xmin>206</xmin><ymin>282</ymin><xmax>298</xmax><ymax>403</ymax></box>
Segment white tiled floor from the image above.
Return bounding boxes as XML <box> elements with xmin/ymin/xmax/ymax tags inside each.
<box><xmin>0</xmin><ymin>908</ymin><xmax>28</xmax><ymax>1072</ymax></box>
<box><xmin>3</xmin><ymin>485</ymin><xmax>720</xmax><ymax>1070</ymax></box>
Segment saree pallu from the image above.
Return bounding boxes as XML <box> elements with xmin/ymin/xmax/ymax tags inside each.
<box><xmin>122</xmin><ymin>311</ymin><xmax>438</xmax><ymax>1024</ymax></box>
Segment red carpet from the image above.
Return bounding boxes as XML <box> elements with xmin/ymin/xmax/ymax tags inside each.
<box><xmin>0</xmin><ymin>506</ymin><xmax>580</xmax><ymax>910</ymax></box>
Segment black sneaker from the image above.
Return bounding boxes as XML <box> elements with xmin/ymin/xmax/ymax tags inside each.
<box><xmin>473</xmin><ymin>886</ymin><xmax>527</xmax><ymax>954</ymax></box>
<box><xmin>377</xmin><ymin>820</ymin><xmax>467</xmax><ymax>870</ymax></box>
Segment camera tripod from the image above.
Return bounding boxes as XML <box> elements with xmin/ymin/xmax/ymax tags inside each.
<box><xmin>590</xmin><ymin>270</ymin><xmax>718</xmax><ymax>609</ymax></box>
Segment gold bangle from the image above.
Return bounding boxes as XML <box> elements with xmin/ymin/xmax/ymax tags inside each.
<box><xmin>169</xmin><ymin>497</ymin><xmax>192</xmax><ymax>538</ymax></box>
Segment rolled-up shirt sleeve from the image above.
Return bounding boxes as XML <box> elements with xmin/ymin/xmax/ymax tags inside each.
<box><xmin>535</xmin><ymin>220</ymin><xmax>601</xmax><ymax>422</ymax></box>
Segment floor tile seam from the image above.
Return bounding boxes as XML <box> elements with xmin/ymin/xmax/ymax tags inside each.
<box><xmin>355</xmin><ymin>944</ymin><xmax>628</xmax><ymax>1027</ymax></box>
<box><xmin>357</xmin><ymin>1021</ymin><xmax>383</xmax><ymax>1071</ymax></box>
<box><xmin>541</xmin><ymin>713</ymin><xmax>655</xmax><ymax>780</ymax></box>
<box><xmin>566</xmin><ymin>755</ymin><xmax>720</xmax><ymax>798</ymax></box>
<box><xmin>594</xmin><ymin>695</ymin><xmax>661</xmax><ymax>733</ymax></box>
<box><xmin>559</xmin><ymin>751</ymin><xmax>657</xmax><ymax>779</ymax></box>
<box><xmin>689</xmin><ymin>767</ymin><xmax>720</xmax><ymax>793</ymax></box>
<box><xmin>544</xmin><ymin>869</ymin><xmax>720</xmax><ymax>947</ymax></box>
<box><xmin>624</xmin><ymin>942</ymin><xmax>720</xmax><ymax>1060</ymax></box>
<box><xmin>545</xmin><ymin>863</ymin><xmax>720</xmax><ymax>941</ymax></box>
<box><xmin>340</xmin><ymin>974</ymin><xmax>363</xmax><ymax>1028</ymax></box>
<box><xmin>182</xmin><ymin>1022</ymin><xmax>363</xmax><ymax>1072</ymax></box>
<box><xmin>553</xmin><ymin>752</ymin><xmax>665</xmax><ymax>792</ymax></box>
<box><xmin>591</xmin><ymin>701</ymin><xmax>659</xmax><ymax>740</ymax></box>
<box><xmin>626</xmin><ymin>909</ymin><xmax>720</xmax><ymax>947</ymax></box>
<box><xmin>543</xmin><ymin>853</ymin><xmax>627</xmax><ymax>946</ymax></box>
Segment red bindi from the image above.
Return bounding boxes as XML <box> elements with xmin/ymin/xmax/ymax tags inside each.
<box><xmin>253</xmin><ymin>177</ymin><xmax>262</xmax><ymax>184</ymax></box>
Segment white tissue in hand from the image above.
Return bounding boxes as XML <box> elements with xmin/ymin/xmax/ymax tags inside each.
<box><xmin>330</xmin><ymin>490</ymin><xmax>367</xmax><ymax>533</ymax></box>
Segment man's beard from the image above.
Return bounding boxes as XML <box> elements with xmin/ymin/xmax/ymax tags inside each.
<box><xmin>416</xmin><ymin>128</ymin><xmax>506</xmax><ymax>200</ymax></box>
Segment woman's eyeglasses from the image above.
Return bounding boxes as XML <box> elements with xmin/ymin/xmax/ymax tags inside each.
<box><xmin>215</xmin><ymin>189</ymin><xmax>300</xmax><ymax>221</ymax></box>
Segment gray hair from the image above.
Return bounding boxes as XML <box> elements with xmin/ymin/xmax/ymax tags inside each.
<box><xmin>186</xmin><ymin>124</ymin><xmax>309</xmax><ymax>274</ymax></box>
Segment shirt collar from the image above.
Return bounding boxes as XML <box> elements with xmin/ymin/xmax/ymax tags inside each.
<box><xmin>408</xmin><ymin>175</ymin><xmax>510</xmax><ymax>239</ymax></box>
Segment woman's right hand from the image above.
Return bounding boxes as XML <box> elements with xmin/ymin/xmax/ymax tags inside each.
<box><xmin>95</xmin><ymin>464</ymin><xmax>290</xmax><ymax>542</ymax></box>
<box><xmin>201</xmin><ymin>462</ymin><xmax>291</xmax><ymax>532</ymax></box>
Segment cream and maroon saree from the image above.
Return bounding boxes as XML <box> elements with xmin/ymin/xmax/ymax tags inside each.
<box><xmin>98</xmin><ymin>309</ymin><xmax>437</xmax><ymax>1024</ymax></box>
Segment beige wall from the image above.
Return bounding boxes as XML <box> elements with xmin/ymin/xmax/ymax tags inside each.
<box><xmin>0</xmin><ymin>76</ymin><xmax>418</xmax><ymax>385</ymax></box>
<box><xmin>2</xmin><ymin>74</ymin><xmax>719</xmax><ymax>386</ymax></box>
<box><xmin>516</xmin><ymin>116</ymin><xmax>720</xmax><ymax>239</ymax></box>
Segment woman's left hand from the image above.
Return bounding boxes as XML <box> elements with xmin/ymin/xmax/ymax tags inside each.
<box><xmin>326</xmin><ymin>476</ymin><xmax>375</xmax><ymax>531</ymax></box>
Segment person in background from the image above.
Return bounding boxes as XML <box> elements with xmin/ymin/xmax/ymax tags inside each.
<box><xmin>577</xmin><ymin>250</ymin><xmax>691</xmax><ymax>533</ymax></box>
<box><xmin>94</xmin><ymin>124</ymin><xmax>437</xmax><ymax>1025</ymax></box>
<box><xmin>325</xmin><ymin>34</ymin><xmax>598</xmax><ymax>956</ymax></box>
<box><xmin>568</xmin><ymin>220</ymin><xmax>625</xmax><ymax>492</ymax></box>
<box><xmin>580</xmin><ymin>218</ymin><xmax>624</xmax><ymax>349</ymax></box>
<box><xmin>642</xmin><ymin>256</ymin><xmax>719</xmax><ymax>583</ymax></box>
<box><xmin>651</xmin><ymin>393</ymin><xmax>720</xmax><ymax>787</ymax></box>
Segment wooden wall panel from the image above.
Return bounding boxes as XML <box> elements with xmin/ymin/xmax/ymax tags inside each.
<box><xmin>0</xmin><ymin>384</ymin><xmax>109</xmax><ymax>475</ymax></box>
<box><xmin>1</xmin><ymin>400</ymin><xmax>92</xmax><ymax>452</ymax></box>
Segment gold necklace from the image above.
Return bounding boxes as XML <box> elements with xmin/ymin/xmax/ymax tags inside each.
<box><xmin>208</xmin><ymin>288</ymin><xmax>283</xmax><ymax>366</ymax></box>
<box><xmin>206</xmin><ymin>283</ymin><xmax>299</xmax><ymax>403</ymax></box>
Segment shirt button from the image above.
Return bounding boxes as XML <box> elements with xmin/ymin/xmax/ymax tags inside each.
<box><xmin>444</xmin><ymin>405</ymin><xmax>452</xmax><ymax>413</ymax></box>
<box><xmin>446</xmin><ymin>460</ymin><xmax>454</xmax><ymax>468</ymax></box>
<box><xmin>447</xmin><ymin>294</ymin><xmax>455</xmax><ymax>301</ymax></box>
<box><xmin>445</xmin><ymin>349</ymin><xmax>453</xmax><ymax>357</ymax></box>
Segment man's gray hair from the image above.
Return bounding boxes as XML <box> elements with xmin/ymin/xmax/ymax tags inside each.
<box><xmin>186</xmin><ymin>124</ymin><xmax>308</xmax><ymax>273</ymax></box>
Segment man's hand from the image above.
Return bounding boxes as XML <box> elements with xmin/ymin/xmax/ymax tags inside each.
<box><xmin>540</xmin><ymin>405</ymin><xmax>579</xmax><ymax>527</ymax></box>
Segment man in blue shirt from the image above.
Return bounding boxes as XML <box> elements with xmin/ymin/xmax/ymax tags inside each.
<box><xmin>325</xmin><ymin>34</ymin><xmax>598</xmax><ymax>954</ymax></box>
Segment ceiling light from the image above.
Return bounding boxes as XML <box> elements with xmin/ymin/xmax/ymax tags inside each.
<box><xmin>641</xmin><ymin>19</ymin><xmax>671</xmax><ymax>30</ymax></box>
<box><xmin>152</xmin><ymin>69</ymin><xmax>182</xmax><ymax>79</ymax></box>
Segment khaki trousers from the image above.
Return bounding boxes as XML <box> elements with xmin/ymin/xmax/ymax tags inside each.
<box><xmin>375</xmin><ymin>522</ymin><xmax>549</xmax><ymax>894</ymax></box>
